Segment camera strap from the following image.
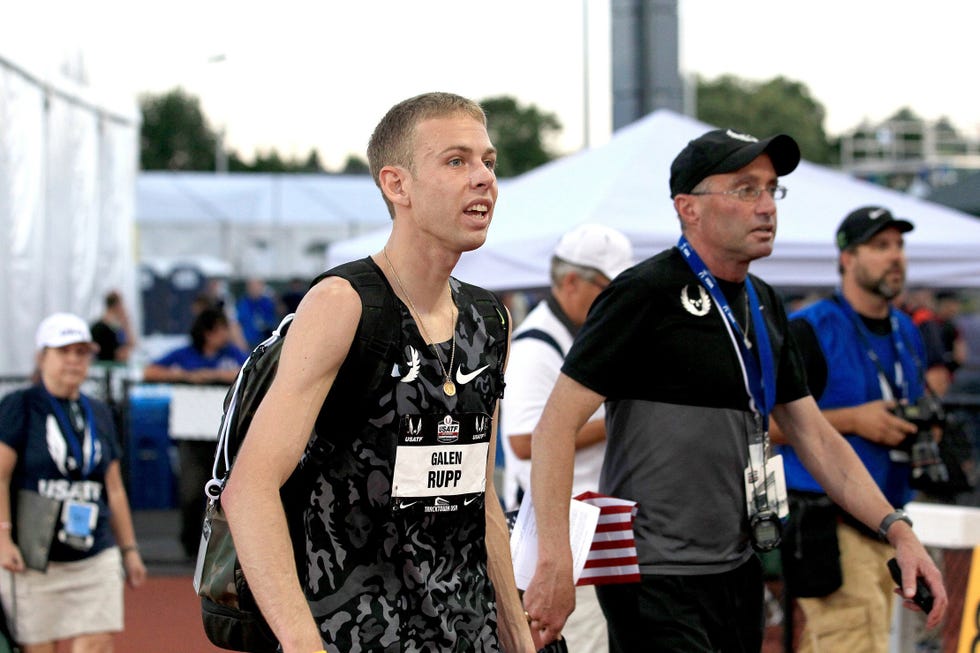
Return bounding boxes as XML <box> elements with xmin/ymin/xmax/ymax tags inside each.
<box><xmin>831</xmin><ymin>292</ymin><xmax>917</xmax><ymax>401</ymax></box>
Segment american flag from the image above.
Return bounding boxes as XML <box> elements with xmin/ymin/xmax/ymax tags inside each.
<box><xmin>574</xmin><ymin>491</ymin><xmax>641</xmax><ymax>586</ymax></box>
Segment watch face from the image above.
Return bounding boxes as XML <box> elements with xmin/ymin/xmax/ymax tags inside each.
<box><xmin>750</xmin><ymin>511</ymin><xmax>782</xmax><ymax>552</ymax></box>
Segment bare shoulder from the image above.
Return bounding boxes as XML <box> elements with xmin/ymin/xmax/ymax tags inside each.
<box><xmin>300</xmin><ymin>274</ymin><xmax>361</xmax><ymax>313</ymax></box>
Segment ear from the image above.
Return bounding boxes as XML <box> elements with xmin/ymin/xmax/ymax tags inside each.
<box><xmin>379</xmin><ymin>165</ymin><xmax>411</xmax><ymax>209</ymax></box>
<box><xmin>555</xmin><ymin>270</ymin><xmax>577</xmax><ymax>293</ymax></box>
<box><xmin>673</xmin><ymin>194</ymin><xmax>699</xmax><ymax>229</ymax></box>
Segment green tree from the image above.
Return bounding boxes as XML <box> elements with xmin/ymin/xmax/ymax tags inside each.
<box><xmin>236</xmin><ymin>149</ymin><xmax>325</xmax><ymax>173</ymax></box>
<box><xmin>140</xmin><ymin>89</ymin><xmax>327</xmax><ymax>173</ymax></box>
<box><xmin>695</xmin><ymin>75</ymin><xmax>833</xmax><ymax>164</ymax></box>
<box><xmin>340</xmin><ymin>155</ymin><xmax>370</xmax><ymax>175</ymax></box>
<box><xmin>884</xmin><ymin>107</ymin><xmax>925</xmax><ymax>159</ymax></box>
<box><xmin>480</xmin><ymin>96</ymin><xmax>562</xmax><ymax>177</ymax></box>
<box><xmin>935</xmin><ymin>117</ymin><xmax>964</xmax><ymax>155</ymax></box>
<box><xmin>140</xmin><ymin>88</ymin><xmax>220</xmax><ymax>170</ymax></box>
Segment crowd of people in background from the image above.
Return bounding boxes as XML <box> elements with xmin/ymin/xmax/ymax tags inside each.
<box><xmin>6</xmin><ymin>99</ymin><xmax>979</xmax><ymax>653</ymax></box>
<box><xmin>116</xmin><ymin>271</ymin><xmax>980</xmax><ymax>406</ymax></box>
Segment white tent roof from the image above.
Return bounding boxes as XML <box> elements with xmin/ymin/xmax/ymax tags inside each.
<box><xmin>327</xmin><ymin>110</ymin><xmax>980</xmax><ymax>290</ymax></box>
<box><xmin>136</xmin><ymin>172</ymin><xmax>393</xmax><ymax>279</ymax></box>
<box><xmin>137</xmin><ymin>172</ymin><xmax>391</xmax><ymax>226</ymax></box>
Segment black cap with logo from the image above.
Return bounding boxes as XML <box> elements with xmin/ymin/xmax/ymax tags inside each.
<box><xmin>835</xmin><ymin>206</ymin><xmax>914</xmax><ymax>251</ymax></box>
<box><xmin>669</xmin><ymin>128</ymin><xmax>801</xmax><ymax>198</ymax></box>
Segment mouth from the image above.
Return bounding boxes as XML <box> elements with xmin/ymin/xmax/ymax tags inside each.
<box><xmin>464</xmin><ymin>201</ymin><xmax>491</xmax><ymax>220</ymax></box>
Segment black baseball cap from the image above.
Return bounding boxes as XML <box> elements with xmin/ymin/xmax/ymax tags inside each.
<box><xmin>669</xmin><ymin>128</ymin><xmax>801</xmax><ymax>198</ymax></box>
<box><xmin>836</xmin><ymin>206</ymin><xmax>914</xmax><ymax>251</ymax></box>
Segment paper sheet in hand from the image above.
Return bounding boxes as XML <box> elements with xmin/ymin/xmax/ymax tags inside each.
<box><xmin>509</xmin><ymin>497</ymin><xmax>600</xmax><ymax>590</ymax></box>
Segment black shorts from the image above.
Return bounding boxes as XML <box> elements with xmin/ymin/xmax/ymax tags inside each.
<box><xmin>595</xmin><ymin>556</ymin><xmax>764</xmax><ymax>653</ymax></box>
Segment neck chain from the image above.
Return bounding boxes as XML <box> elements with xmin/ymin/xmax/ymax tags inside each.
<box><xmin>382</xmin><ymin>247</ymin><xmax>457</xmax><ymax>396</ymax></box>
<box><xmin>740</xmin><ymin>290</ymin><xmax>752</xmax><ymax>349</ymax></box>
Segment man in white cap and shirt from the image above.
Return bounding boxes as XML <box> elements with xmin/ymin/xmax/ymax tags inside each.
<box><xmin>501</xmin><ymin>222</ymin><xmax>634</xmax><ymax>653</ymax></box>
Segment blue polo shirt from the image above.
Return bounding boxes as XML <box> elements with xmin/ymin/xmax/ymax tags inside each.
<box><xmin>153</xmin><ymin>344</ymin><xmax>247</xmax><ymax>371</ymax></box>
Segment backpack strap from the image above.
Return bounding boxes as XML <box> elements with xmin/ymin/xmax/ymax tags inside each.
<box><xmin>312</xmin><ymin>257</ymin><xmax>400</xmax><ymax>406</ymax></box>
<box><xmin>454</xmin><ymin>279</ymin><xmax>508</xmax><ymax>342</ymax></box>
<box><xmin>513</xmin><ymin>328</ymin><xmax>564</xmax><ymax>358</ymax></box>
<box><xmin>452</xmin><ymin>279</ymin><xmax>510</xmax><ymax>399</ymax></box>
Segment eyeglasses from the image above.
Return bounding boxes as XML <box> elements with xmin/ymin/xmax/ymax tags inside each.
<box><xmin>689</xmin><ymin>186</ymin><xmax>788</xmax><ymax>202</ymax></box>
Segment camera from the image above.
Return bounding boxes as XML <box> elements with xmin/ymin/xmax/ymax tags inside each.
<box><xmin>894</xmin><ymin>396</ymin><xmax>949</xmax><ymax>487</ymax></box>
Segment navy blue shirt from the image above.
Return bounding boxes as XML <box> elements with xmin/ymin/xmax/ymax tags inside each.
<box><xmin>0</xmin><ymin>384</ymin><xmax>122</xmax><ymax>561</ymax></box>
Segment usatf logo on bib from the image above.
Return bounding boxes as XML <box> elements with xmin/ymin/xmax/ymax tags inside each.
<box><xmin>437</xmin><ymin>415</ymin><xmax>460</xmax><ymax>444</ymax></box>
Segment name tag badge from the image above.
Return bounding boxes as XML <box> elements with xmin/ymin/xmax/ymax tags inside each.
<box><xmin>58</xmin><ymin>500</ymin><xmax>99</xmax><ymax>551</ymax></box>
<box><xmin>64</xmin><ymin>500</ymin><xmax>97</xmax><ymax>537</ymax></box>
<box><xmin>743</xmin><ymin>454</ymin><xmax>789</xmax><ymax>519</ymax></box>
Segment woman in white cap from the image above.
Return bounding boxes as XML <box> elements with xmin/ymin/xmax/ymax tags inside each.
<box><xmin>0</xmin><ymin>312</ymin><xmax>146</xmax><ymax>652</ymax></box>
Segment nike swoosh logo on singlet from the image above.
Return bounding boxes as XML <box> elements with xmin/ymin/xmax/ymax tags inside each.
<box><xmin>455</xmin><ymin>364</ymin><xmax>490</xmax><ymax>385</ymax></box>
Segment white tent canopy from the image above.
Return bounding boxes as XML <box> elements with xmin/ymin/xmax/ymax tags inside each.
<box><xmin>327</xmin><ymin>110</ymin><xmax>980</xmax><ymax>290</ymax></box>
<box><xmin>137</xmin><ymin>172</ymin><xmax>392</xmax><ymax>279</ymax></box>
<box><xmin>0</xmin><ymin>49</ymin><xmax>140</xmax><ymax>375</ymax></box>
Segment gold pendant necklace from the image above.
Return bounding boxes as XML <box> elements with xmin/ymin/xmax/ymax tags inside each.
<box><xmin>382</xmin><ymin>247</ymin><xmax>457</xmax><ymax>396</ymax></box>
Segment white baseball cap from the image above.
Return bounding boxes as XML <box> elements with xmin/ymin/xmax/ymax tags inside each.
<box><xmin>553</xmin><ymin>223</ymin><xmax>634</xmax><ymax>280</ymax></box>
<box><xmin>35</xmin><ymin>312</ymin><xmax>94</xmax><ymax>351</ymax></box>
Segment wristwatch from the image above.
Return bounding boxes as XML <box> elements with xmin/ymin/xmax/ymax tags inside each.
<box><xmin>878</xmin><ymin>509</ymin><xmax>913</xmax><ymax>541</ymax></box>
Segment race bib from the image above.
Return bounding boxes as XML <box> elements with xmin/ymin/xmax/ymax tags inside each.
<box><xmin>392</xmin><ymin>412</ymin><xmax>491</xmax><ymax>513</ymax></box>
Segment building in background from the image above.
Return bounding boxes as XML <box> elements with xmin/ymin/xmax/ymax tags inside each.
<box><xmin>611</xmin><ymin>0</ymin><xmax>684</xmax><ymax>130</ymax></box>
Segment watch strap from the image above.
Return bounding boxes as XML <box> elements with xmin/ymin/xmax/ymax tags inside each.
<box><xmin>878</xmin><ymin>509</ymin><xmax>913</xmax><ymax>541</ymax></box>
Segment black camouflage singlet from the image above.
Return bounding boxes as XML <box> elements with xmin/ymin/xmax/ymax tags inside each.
<box><xmin>301</xmin><ymin>273</ymin><xmax>507</xmax><ymax>652</ymax></box>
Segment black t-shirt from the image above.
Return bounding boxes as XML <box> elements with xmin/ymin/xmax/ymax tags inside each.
<box><xmin>558</xmin><ymin>248</ymin><xmax>809</xmax><ymax>574</ymax></box>
<box><xmin>564</xmin><ymin>248</ymin><xmax>809</xmax><ymax>409</ymax></box>
<box><xmin>90</xmin><ymin>320</ymin><xmax>120</xmax><ymax>362</ymax></box>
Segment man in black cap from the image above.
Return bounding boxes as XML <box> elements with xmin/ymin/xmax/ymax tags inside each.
<box><xmin>775</xmin><ymin>206</ymin><xmax>943</xmax><ymax>653</ymax></box>
<box><xmin>523</xmin><ymin>132</ymin><xmax>947</xmax><ymax>652</ymax></box>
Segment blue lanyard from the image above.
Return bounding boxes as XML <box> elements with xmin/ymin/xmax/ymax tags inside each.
<box><xmin>677</xmin><ymin>236</ymin><xmax>777</xmax><ymax>429</ymax></box>
<box><xmin>42</xmin><ymin>385</ymin><xmax>96</xmax><ymax>478</ymax></box>
<box><xmin>831</xmin><ymin>291</ymin><xmax>914</xmax><ymax>400</ymax></box>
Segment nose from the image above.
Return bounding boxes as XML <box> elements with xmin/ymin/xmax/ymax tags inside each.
<box><xmin>471</xmin><ymin>162</ymin><xmax>495</xmax><ymax>188</ymax></box>
<box><xmin>756</xmin><ymin>189</ymin><xmax>777</xmax><ymax>216</ymax></box>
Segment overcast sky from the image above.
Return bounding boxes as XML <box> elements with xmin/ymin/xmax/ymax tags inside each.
<box><xmin>4</xmin><ymin>0</ymin><xmax>977</xmax><ymax>168</ymax></box>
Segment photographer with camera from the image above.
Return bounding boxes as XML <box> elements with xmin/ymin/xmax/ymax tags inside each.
<box><xmin>775</xmin><ymin>206</ymin><xmax>949</xmax><ymax>653</ymax></box>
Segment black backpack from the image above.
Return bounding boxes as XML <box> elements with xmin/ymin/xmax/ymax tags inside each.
<box><xmin>193</xmin><ymin>257</ymin><xmax>507</xmax><ymax>652</ymax></box>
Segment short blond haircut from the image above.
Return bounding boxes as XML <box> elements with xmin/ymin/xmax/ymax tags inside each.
<box><xmin>367</xmin><ymin>92</ymin><xmax>487</xmax><ymax>218</ymax></box>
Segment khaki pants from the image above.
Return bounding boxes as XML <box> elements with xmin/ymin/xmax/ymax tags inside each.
<box><xmin>562</xmin><ymin>584</ymin><xmax>608</xmax><ymax>653</ymax></box>
<box><xmin>797</xmin><ymin>521</ymin><xmax>895</xmax><ymax>653</ymax></box>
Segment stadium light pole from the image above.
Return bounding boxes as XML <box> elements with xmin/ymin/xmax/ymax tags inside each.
<box><xmin>207</xmin><ymin>54</ymin><xmax>228</xmax><ymax>173</ymax></box>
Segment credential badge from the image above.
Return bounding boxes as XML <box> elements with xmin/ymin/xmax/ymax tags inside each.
<box><xmin>681</xmin><ymin>284</ymin><xmax>712</xmax><ymax>317</ymax></box>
